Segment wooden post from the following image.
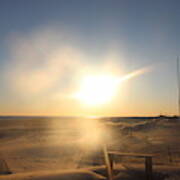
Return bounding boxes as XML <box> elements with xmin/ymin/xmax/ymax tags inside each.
<box><xmin>167</xmin><ymin>146</ymin><xmax>173</xmax><ymax>163</ymax></box>
<box><xmin>177</xmin><ymin>56</ymin><xmax>180</xmax><ymax>117</ymax></box>
<box><xmin>0</xmin><ymin>159</ymin><xmax>12</xmax><ymax>175</ymax></box>
<box><xmin>109</xmin><ymin>154</ymin><xmax>114</xmax><ymax>171</ymax></box>
<box><xmin>145</xmin><ymin>157</ymin><xmax>153</xmax><ymax>180</ymax></box>
<box><xmin>102</xmin><ymin>145</ymin><xmax>113</xmax><ymax>180</ymax></box>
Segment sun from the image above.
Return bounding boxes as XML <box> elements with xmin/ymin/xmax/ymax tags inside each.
<box><xmin>73</xmin><ymin>67</ymin><xmax>150</xmax><ymax>106</ymax></box>
<box><xmin>74</xmin><ymin>74</ymin><xmax>120</xmax><ymax>106</ymax></box>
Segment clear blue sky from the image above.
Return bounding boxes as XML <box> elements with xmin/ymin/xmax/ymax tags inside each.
<box><xmin>0</xmin><ymin>0</ymin><xmax>180</xmax><ymax>116</ymax></box>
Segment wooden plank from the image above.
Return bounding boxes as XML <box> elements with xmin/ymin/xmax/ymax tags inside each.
<box><xmin>108</xmin><ymin>151</ymin><xmax>154</xmax><ymax>158</ymax></box>
<box><xmin>102</xmin><ymin>145</ymin><xmax>113</xmax><ymax>180</ymax></box>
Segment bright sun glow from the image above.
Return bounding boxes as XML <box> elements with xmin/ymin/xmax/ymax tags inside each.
<box><xmin>73</xmin><ymin>67</ymin><xmax>151</xmax><ymax>106</ymax></box>
<box><xmin>74</xmin><ymin>75</ymin><xmax>120</xmax><ymax>106</ymax></box>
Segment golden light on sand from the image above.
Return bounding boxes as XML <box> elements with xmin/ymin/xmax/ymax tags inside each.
<box><xmin>74</xmin><ymin>75</ymin><xmax>120</xmax><ymax>106</ymax></box>
<box><xmin>77</xmin><ymin>118</ymin><xmax>106</xmax><ymax>149</ymax></box>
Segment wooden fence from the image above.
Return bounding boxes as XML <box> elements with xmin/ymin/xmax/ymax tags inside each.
<box><xmin>103</xmin><ymin>148</ymin><xmax>154</xmax><ymax>180</ymax></box>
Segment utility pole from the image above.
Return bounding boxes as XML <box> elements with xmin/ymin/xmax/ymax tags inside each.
<box><xmin>177</xmin><ymin>56</ymin><xmax>180</xmax><ymax>117</ymax></box>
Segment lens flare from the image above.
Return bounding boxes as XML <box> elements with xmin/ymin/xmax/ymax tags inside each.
<box><xmin>120</xmin><ymin>67</ymin><xmax>151</xmax><ymax>82</ymax></box>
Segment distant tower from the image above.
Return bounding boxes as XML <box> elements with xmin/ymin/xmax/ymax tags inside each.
<box><xmin>177</xmin><ymin>56</ymin><xmax>180</xmax><ymax>117</ymax></box>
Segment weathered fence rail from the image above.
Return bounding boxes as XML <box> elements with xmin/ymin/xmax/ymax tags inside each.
<box><xmin>104</xmin><ymin>150</ymin><xmax>155</xmax><ymax>180</ymax></box>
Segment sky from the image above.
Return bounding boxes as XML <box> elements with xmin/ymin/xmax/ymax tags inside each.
<box><xmin>0</xmin><ymin>0</ymin><xmax>180</xmax><ymax>116</ymax></box>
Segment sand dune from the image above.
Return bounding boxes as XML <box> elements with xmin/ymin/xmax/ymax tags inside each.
<box><xmin>0</xmin><ymin>116</ymin><xmax>180</xmax><ymax>179</ymax></box>
<box><xmin>0</xmin><ymin>169</ymin><xmax>106</xmax><ymax>180</ymax></box>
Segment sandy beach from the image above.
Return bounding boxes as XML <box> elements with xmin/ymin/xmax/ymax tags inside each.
<box><xmin>0</xmin><ymin>116</ymin><xmax>180</xmax><ymax>180</ymax></box>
